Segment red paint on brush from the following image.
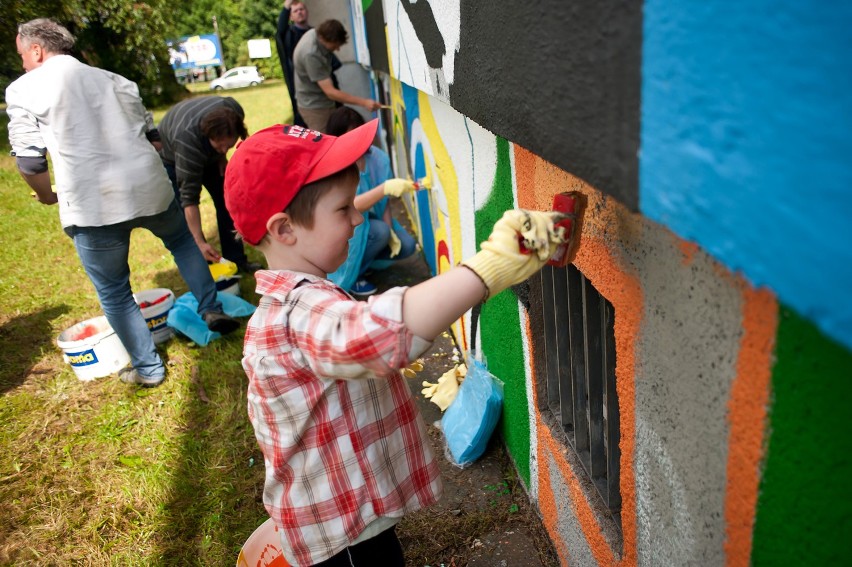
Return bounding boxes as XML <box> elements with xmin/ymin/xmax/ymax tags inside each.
<box><xmin>518</xmin><ymin>191</ymin><xmax>588</xmax><ymax>267</ymax></box>
<box><xmin>547</xmin><ymin>191</ymin><xmax>587</xmax><ymax>267</ymax></box>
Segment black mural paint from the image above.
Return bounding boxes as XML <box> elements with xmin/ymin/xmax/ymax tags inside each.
<box><xmin>470</xmin><ymin>303</ymin><xmax>481</xmax><ymax>353</ymax></box>
<box><xmin>400</xmin><ymin>0</ymin><xmax>446</xmax><ymax>69</ymax></box>
<box><xmin>364</xmin><ymin>0</ymin><xmax>390</xmax><ymax>74</ymax></box>
<box><xmin>447</xmin><ymin>1</ymin><xmax>642</xmax><ymax>210</ymax></box>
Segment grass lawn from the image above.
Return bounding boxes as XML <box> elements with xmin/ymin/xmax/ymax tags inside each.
<box><xmin>0</xmin><ymin>83</ymin><xmax>291</xmax><ymax>564</ymax></box>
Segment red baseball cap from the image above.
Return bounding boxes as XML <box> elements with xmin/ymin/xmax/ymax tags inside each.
<box><xmin>224</xmin><ymin>119</ymin><xmax>379</xmax><ymax>245</ymax></box>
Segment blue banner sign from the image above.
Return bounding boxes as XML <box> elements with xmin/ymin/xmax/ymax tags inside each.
<box><xmin>168</xmin><ymin>34</ymin><xmax>222</xmax><ymax>69</ymax></box>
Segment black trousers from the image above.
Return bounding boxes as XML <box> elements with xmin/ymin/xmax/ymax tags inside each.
<box><xmin>312</xmin><ymin>526</ymin><xmax>405</xmax><ymax>567</ymax></box>
<box><xmin>164</xmin><ymin>161</ymin><xmax>247</xmax><ymax>266</ymax></box>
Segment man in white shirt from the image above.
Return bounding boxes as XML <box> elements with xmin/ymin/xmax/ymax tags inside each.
<box><xmin>6</xmin><ymin>18</ymin><xmax>240</xmax><ymax>387</ymax></box>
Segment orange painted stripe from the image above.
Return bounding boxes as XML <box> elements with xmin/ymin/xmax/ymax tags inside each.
<box><xmin>526</xmin><ymin>316</ymin><xmax>574</xmax><ymax>566</ymax></box>
<box><xmin>514</xmin><ymin>140</ymin><xmax>642</xmax><ymax>566</ymax></box>
<box><xmin>574</xmin><ymin>239</ymin><xmax>641</xmax><ymax>567</ymax></box>
<box><xmin>724</xmin><ymin>286</ymin><xmax>776</xmax><ymax>566</ymax></box>
<box><xmin>677</xmin><ymin>240</ymin><xmax>700</xmax><ymax>265</ymax></box>
<box><xmin>514</xmin><ymin>146</ymin><xmax>585</xmax><ymax>211</ymax></box>
<box><xmin>537</xmin><ymin>442</ymin><xmax>575</xmax><ymax>565</ymax></box>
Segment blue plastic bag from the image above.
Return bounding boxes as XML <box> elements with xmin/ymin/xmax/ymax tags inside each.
<box><xmin>166</xmin><ymin>292</ymin><xmax>256</xmax><ymax>347</ymax></box>
<box><xmin>440</xmin><ymin>355</ymin><xmax>504</xmax><ymax>467</ymax></box>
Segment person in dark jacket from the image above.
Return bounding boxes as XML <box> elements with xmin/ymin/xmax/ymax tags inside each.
<box><xmin>158</xmin><ymin>96</ymin><xmax>260</xmax><ymax>272</ymax></box>
<box><xmin>275</xmin><ymin>0</ymin><xmax>342</xmax><ymax>127</ymax></box>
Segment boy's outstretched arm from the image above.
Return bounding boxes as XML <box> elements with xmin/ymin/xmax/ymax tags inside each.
<box><xmin>402</xmin><ymin>267</ymin><xmax>486</xmax><ymax>340</ymax></box>
<box><xmin>402</xmin><ymin>209</ymin><xmax>568</xmax><ymax>340</ymax></box>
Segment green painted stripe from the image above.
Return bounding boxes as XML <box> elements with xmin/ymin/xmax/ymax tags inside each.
<box><xmin>474</xmin><ymin>137</ymin><xmax>532</xmax><ymax>485</ymax></box>
<box><xmin>751</xmin><ymin>306</ymin><xmax>852</xmax><ymax>564</ymax></box>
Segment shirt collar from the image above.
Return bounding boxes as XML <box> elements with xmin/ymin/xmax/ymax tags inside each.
<box><xmin>255</xmin><ymin>269</ymin><xmax>329</xmax><ymax>297</ymax></box>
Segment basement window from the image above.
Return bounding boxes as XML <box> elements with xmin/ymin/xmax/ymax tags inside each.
<box><xmin>539</xmin><ymin>264</ymin><xmax>621</xmax><ymax>523</ymax></box>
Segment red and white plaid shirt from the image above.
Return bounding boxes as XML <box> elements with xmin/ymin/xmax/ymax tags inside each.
<box><xmin>244</xmin><ymin>270</ymin><xmax>442</xmax><ymax>566</ymax></box>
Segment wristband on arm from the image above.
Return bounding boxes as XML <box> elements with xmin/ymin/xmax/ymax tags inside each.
<box><xmin>16</xmin><ymin>155</ymin><xmax>49</xmax><ymax>175</ymax></box>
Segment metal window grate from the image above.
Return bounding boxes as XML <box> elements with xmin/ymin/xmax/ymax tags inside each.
<box><xmin>540</xmin><ymin>264</ymin><xmax>621</xmax><ymax>515</ymax></box>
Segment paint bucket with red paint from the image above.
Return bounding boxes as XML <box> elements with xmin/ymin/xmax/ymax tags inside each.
<box><xmin>133</xmin><ymin>288</ymin><xmax>175</xmax><ymax>344</ymax></box>
<box><xmin>57</xmin><ymin>316</ymin><xmax>131</xmax><ymax>381</ymax></box>
<box><xmin>236</xmin><ymin>517</ymin><xmax>290</xmax><ymax>567</ymax></box>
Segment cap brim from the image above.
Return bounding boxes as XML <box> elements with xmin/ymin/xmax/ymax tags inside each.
<box><xmin>305</xmin><ymin>118</ymin><xmax>379</xmax><ymax>185</ymax></box>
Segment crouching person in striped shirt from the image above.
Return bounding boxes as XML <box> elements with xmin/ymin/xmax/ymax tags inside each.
<box><xmin>223</xmin><ymin>119</ymin><xmax>569</xmax><ymax>566</ymax></box>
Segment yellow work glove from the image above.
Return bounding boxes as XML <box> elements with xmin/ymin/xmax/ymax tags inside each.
<box><xmin>421</xmin><ymin>366</ymin><xmax>462</xmax><ymax>411</ymax></box>
<box><xmin>461</xmin><ymin>209</ymin><xmax>568</xmax><ymax>300</ymax></box>
<box><xmin>401</xmin><ymin>359</ymin><xmax>424</xmax><ymax>379</ymax></box>
<box><xmin>383</xmin><ymin>178</ymin><xmax>417</xmax><ymax>197</ymax></box>
<box><xmin>388</xmin><ymin>229</ymin><xmax>402</xmax><ymax>258</ymax></box>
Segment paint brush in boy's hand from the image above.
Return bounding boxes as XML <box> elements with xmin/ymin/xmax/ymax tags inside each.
<box><xmin>517</xmin><ymin>191</ymin><xmax>587</xmax><ymax>267</ymax></box>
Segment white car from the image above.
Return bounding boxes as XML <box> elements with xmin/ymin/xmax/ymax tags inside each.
<box><xmin>210</xmin><ymin>66</ymin><xmax>264</xmax><ymax>90</ymax></box>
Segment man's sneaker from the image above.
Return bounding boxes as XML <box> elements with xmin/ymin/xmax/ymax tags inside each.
<box><xmin>203</xmin><ymin>311</ymin><xmax>240</xmax><ymax>335</ymax></box>
<box><xmin>118</xmin><ymin>367</ymin><xmax>164</xmax><ymax>388</ymax></box>
<box><xmin>350</xmin><ymin>279</ymin><xmax>377</xmax><ymax>296</ymax></box>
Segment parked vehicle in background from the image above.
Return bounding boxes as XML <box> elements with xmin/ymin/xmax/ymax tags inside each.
<box><xmin>210</xmin><ymin>66</ymin><xmax>264</xmax><ymax>90</ymax></box>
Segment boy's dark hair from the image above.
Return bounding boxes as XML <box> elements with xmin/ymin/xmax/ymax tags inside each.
<box><xmin>18</xmin><ymin>18</ymin><xmax>75</xmax><ymax>54</ymax></box>
<box><xmin>285</xmin><ymin>164</ymin><xmax>359</xmax><ymax>229</ymax></box>
<box><xmin>200</xmin><ymin>107</ymin><xmax>248</xmax><ymax>141</ymax></box>
<box><xmin>325</xmin><ymin>106</ymin><xmax>366</xmax><ymax>137</ymax></box>
<box><xmin>317</xmin><ymin>20</ymin><xmax>348</xmax><ymax>46</ymax></box>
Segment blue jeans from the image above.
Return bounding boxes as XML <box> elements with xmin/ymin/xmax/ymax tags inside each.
<box><xmin>66</xmin><ymin>200</ymin><xmax>223</xmax><ymax>379</ymax></box>
<box><xmin>359</xmin><ymin>219</ymin><xmax>417</xmax><ymax>276</ymax></box>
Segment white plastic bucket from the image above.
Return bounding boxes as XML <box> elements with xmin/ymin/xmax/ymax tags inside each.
<box><xmin>216</xmin><ymin>277</ymin><xmax>241</xmax><ymax>296</ymax></box>
<box><xmin>133</xmin><ymin>288</ymin><xmax>175</xmax><ymax>344</ymax></box>
<box><xmin>57</xmin><ymin>316</ymin><xmax>131</xmax><ymax>381</ymax></box>
<box><xmin>236</xmin><ymin>518</ymin><xmax>289</xmax><ymax>567</ymax></box>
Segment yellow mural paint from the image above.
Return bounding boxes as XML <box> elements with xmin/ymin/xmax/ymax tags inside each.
<box><xmin>416</xmin><ymin>90</ymin><xmax>463</xmax><ymax>268</ymax></box>
<box><xmin>385</xmin><ymin>73</ymin><xmax>466</xmax><ymax>351</ymax></box>
<box><xmin>418</xmin><ymin>160</ymin><xmax>433</xmax><ymax>189</ymax></box>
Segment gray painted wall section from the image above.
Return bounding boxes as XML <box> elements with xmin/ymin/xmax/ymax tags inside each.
<box><xmin>630</xmin><ymin>229</ymin><xmax>740</xmax><ymax>565</ymax></box>
<box><xmin>530</xmin><ymin>205</ymin><xmax>743</xmax><ymax>564</ymax></box>
<box><xmin>545</xmin><ymin>452</ymin><xmax>599</xmax><ymax>566</ymax></box>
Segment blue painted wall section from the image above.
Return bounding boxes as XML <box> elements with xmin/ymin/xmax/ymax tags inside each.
<box><xmin>641</xmin><ymin>0</ymin><xmax>852</xmax><ymax>349</ymax></box>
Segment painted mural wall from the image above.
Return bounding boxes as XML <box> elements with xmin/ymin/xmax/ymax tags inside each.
<box><xmin>356</xmin><ymin>0</ymin><xmax>851</xmax><ymax>564</ymax></box>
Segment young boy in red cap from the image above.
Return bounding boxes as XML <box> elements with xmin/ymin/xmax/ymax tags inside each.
<box><xmin>223</xmin><ymin>119</ymin><xmax>571</xmax><ymax>566</ymax></box>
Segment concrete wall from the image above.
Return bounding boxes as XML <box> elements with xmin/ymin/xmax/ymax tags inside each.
<box><xmin>367</xmin><ymin>0</ymin><xmax>852</xmax><ymax>564</ymax></box>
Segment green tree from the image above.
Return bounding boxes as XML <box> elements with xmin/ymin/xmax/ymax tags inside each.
<box><xmin>0</xmin><ymin>0</ymin><xmax>71</xmax><ymax>93</ymax></box>
<box><xmin>1</xmin><ymin>0</ymin><xmax>284</xmax><ymax>105</ymax></box>
<box><xmin>0</xmin><ymin>1</ymin><xmax>184</xmax><ymax>106</ymax></box>
<box><xmin>171</xmin><ymin>0</ymin><xmax>282</xmax><ymax>79</ymax></box>
<box><xmin>229</xmin><ymin>0</ymin><xmax>282</xmax><ymax>79</ymax></box>
<box><xmin>72</xmin><ymin>0</ymin><xmax>185</xmax><ymax>105</ymax></box>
